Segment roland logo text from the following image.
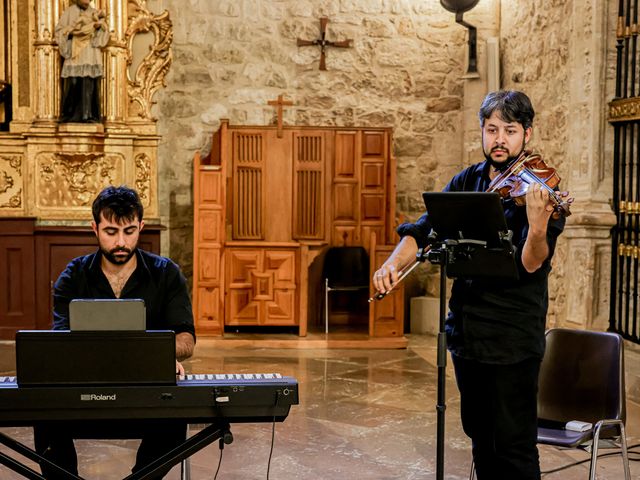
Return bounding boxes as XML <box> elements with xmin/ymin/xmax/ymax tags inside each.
<box><xmin>80</xmin><ymin>393</ymin><xmax>117</xmax><ymax>401</ymax></box>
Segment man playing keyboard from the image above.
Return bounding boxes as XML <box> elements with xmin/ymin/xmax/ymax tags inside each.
<box><xmin>34</xmin><ymin>185</ymin><xmax>196</xmax><ymax>480</ymax></box>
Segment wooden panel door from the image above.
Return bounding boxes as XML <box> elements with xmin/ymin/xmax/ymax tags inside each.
<box><xmin>193</xmin><ymin>165</ymin><xmax>225</xmax><ymax>335</ymax></box>
<box><xmin>360</xmin><ymin>130</ymin><xmax>388</xmax><ymax>253</ymax></box>
<box><xmin>0</xmin><ymin>234</ymin><xmax>35</xmax><ymax>338</ymax></box>
<box><xmin>332</xmin><ymin>130</ymin><xmax>360</xmax><ymax>245</ymax></box>
<box><xmin>225</xmin><ymin>247</ymin><xmax>297</xmax><ymax>326</ymax></box>
<box><xmin>369</xmin><ymin>246</ymin><xmax>404</xmax><ymax>337</ymax></box>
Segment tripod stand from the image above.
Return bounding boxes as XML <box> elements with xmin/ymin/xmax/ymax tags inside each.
<box><xmin>413</xmin><ymin>192</ymin><xmax>518</xmax><ymax>480</ymax></box>
<box><xmin>423</xmin><ymin>235</ymin><xmax>516</xmax><ymax>480</ymax></box>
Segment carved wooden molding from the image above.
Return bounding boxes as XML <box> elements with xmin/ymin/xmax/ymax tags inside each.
<box><xmin>609</xmin><ymin>97</ymin><xmax>640</xmax><ymax>122</ymax></box>
<box><xmin>38</xmin><ymin>152</ymin><xmax>121</xmax><ymax>207</ymax></box>
<box><xmin>125</xmin><ymin>0</ymin><xmax>173</xmax><ymax>120</ymax></box>
<box><xmin>0</xmin><ymin>156</ymin><xmax>23</xmax><ymax>209</ymax></box>
<box><xmin>0</xmin><ymin>170</ymin><xmax>12</xmax><ymax>194</ymax></box>
<box><xmin>135</xmin><ymin>153</ymin><xmax>152</xmax><ymax>207</ymax></box>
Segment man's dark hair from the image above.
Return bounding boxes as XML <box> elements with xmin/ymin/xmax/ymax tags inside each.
<box><xmin>478</xmin><ymin>90</ymin><xmax>535</xmax><ymax>131</ymax></box>
<box><xmin>92</xmin><ymin>185</ymin><xmax>144</xmax><ymax>224</ymax></box>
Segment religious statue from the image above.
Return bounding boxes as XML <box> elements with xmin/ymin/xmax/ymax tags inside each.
<box><xmin>55</xmin><ymin>0</ymin><xmax>109</xmax><ymax>123</ymax></box>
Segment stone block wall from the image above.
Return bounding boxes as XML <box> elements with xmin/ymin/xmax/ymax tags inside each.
<box><xmin>500</xmin><ymin>0</ymin><xmax>617</xmax><ymax>329</ymax></box>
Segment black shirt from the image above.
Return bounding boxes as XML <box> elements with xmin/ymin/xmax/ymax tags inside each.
<box><xmin>53</xmin><ymin>248</ymin><xmax>196</xmax><ymax>340</ymax></box>
<box><xmin>397</xmin><ymin>160</ymin><xmax>565</xmax><ymax>364</ymax></box>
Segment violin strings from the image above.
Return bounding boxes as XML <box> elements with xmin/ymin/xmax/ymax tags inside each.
<box><xmin>520</xmin><ymin>168</ymin><xmax>566</xmax><ymax>211</ymax></box>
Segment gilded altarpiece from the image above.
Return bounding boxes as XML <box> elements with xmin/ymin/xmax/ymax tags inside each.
<box><xmin>0</xmin><ymin>0</ymin><xmax>171</xmax><ymax>220</ymax></box>
<box><xmin>0</xmin><ymin>0</ymin><xmax>171</xmax><ymax>337</ymax></box>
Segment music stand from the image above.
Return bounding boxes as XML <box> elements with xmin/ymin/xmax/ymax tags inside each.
<box><xmin>420</xmin><ymin>192</ymin><xmax>517</xmax><ymax>480</ymax></box>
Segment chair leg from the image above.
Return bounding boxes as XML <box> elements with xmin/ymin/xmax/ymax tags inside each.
<box><xmin>180</xmin><ymin>457</ymin><xmax>191</xmax><ymax>480</ymax></box>
<box><xmin>617</xmin><ymin>421</ymin><xmax>631</xmax><ymax>480</ymax></box>
<box><xmin>589</xmin><ymin>425</ymin><xmax>600</xmax><ymax>480</ymax></box>
<box><xmin>325</xmin><ymin>278</ymin><xmax>329</xmax><ymax>335</ymax></box>
<box><xmin>589</xmin><ymin>419</ymin><xmax>631</xmax><ymax>480</ymax></box>
<box><xmin>469</xmin><ymin>459</ymin><xmax>476</xmax><ymax>480</ymax></box>
<box><xmin>181</xmin><ymin>424</ymin><xmax>191</xmax><ymax>480</ymax></box>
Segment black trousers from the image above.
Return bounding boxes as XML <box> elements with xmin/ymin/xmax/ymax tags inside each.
<box><xmin>60</xmin><ymin>76</ymin><xmax>101</xmax><ymax>123</ymax></box>
<box><xmin>451</xmin><ymin>354</ymin><xmax>541</xmax><ymax>480</ymax></box>
<box><xmin>33</xmin><ymin>422</ymin><xmax>187</xmax><ymax>479</ymax></box>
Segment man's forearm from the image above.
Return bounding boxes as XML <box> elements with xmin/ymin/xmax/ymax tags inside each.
<box><xmin>383</xmin><ymin>235</ymin><xmax>420</xmax><ymax>271</ymax></box>
<box><xmin>175</xmin><ymin>332</ymin><xmax>195</xmax><ymax>361</ymax></box>
<box><xmin>521</xmin><ymin>228</ymin><xmax>549</xmax><ymax>273</ymax></box>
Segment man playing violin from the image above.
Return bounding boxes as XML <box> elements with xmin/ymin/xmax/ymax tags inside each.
<box><xmin>373</xmin><ymin>90</ymin><xmax>565</xmax><ymax>480</ymax></box>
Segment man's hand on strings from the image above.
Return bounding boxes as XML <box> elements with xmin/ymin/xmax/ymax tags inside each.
<box><xmin>525</xmin><ymin>182</ymin><xmax>554</xmax><ymax>230</ymax></box>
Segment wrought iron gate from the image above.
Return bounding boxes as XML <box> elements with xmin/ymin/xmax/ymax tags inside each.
<box><xmin>609</xmin><ymin>0</ymin><xmax>640</xmax><ymax>343</ymax></box>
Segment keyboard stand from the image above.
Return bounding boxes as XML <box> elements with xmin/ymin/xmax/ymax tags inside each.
<box><xmin>0</xmin><ymin>422</ymin><xmax>233</xmax><ymax>480</ymax></box>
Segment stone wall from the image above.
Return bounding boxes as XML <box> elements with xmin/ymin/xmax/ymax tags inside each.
<box><xmin>500</xmin><ymin>0</ymin><xmax>573</xmax><ymax>326</ymax></box>
<box><xmin>155</xmin><ymin>0</ymin><xmax>500</xmax><ymax>288</ymax></box>
<box><xmin>500</xmin><ymin>0</ymin><xmax>617</xmax><ymax>329</ymax></box>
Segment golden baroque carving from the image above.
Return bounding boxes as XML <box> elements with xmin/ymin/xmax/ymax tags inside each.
<box><xmin>0</xmin><ymin>169</ymin><xmax>13</xmax><ymax>194</ymax></box>
<box><xmin>126</xmin><ymin>1</ymin><xmax>173</xmax><ymax>120</ymax></box>
<box><xmin>609</xmin><ymin>97</ymin><xmax>640</xmax><ymax>123</ymax></box>
<box><xmin>39</xmin><ymin>152</ymin><xmax>118</xmax><ymax>207</ymax></box>
<box><xmin>135</xmin><ymin>153</ymin><xmax>151</xmax><ymax>207</ymax></box>
<box><xmin>0</xmin><ymin>155</ymin><xmax>23</xmax><ymax>209</ymax></box>
<box><xmin>1</xmin><ymin>189</ymin><xmax>22</xmax><ymax>208</ymax></box>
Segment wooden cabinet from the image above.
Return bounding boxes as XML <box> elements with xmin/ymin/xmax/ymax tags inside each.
<box><xmin>0</xmin><ymin>218</ymin><xmax>161</xmax><ymax>339</ymax></box>
<box><xmin>0</xmin><ymin>220</ymin><xmax>36</xmax><ymax>338</ymax></box>
<box><xmin>193</xmin><ymin>121</ymin><xmax>403</xmax><ymax>337</ymax></box>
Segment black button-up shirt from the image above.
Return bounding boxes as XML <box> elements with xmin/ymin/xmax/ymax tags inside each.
<box><xmin>53</xmin><ymin>248</ymin><xmax>196</xmax><ymax>340</ymax></box>
<box><xmin>398</xmin><ymin>160</ymin><xmax>565</xmax><ymax>364</ymax></box>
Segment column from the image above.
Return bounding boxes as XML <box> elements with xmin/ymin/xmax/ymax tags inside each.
<box><xmin>103</xmin><ymin>0</ymin><xmax>129</xmax><ymax>128</ymax></box>
<box><xmin>32</xmin><ymin>0</ymin><xmax>58</xmax><ymax>126</ymax></box>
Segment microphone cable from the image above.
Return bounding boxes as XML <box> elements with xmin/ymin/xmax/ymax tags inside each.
<box><xmin>266</xmin><ymin>390</ymin><xmax>283</xmax><ymax>479</ymax></box>
<box><xmin>212</xmin><ymin>443</ymin><xmax>224</xmax><ymax>480</ymax></box>
<box><xmin>213</xmin><ymin>425</ymin><xmax>233</xmax><ymax>480</ymax></box>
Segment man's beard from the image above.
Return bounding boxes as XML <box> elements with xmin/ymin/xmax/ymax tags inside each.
<box><xmin>101</xmin><ymin>245</ymin><xmax>136</xmax><ymax>265</ymax></box>
<box><xmin>483</xmin><ymin>140</ymin><xmax>526</xmax><ymax>172</ymax></box>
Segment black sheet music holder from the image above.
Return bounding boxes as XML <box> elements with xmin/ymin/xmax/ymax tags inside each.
<box><xmin>419</xmin><ymin>191</ymin><xmax>517</xmax><ymax>480</ymax></box>
<box><xmin>422</xmin><ymin>191</ymin><xmax>518</xmax><ymax>279</ymax></box>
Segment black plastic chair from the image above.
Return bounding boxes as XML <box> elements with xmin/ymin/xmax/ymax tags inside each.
<box><xmin>322</xmin><ymin>246</ymin><xmax>370</xmax><ymax>334</ymax></box>
<box><xmin>470</xmin><ymin>328</ymin><xmax>631</xmax><ymax>480</ymax></box>
<box><xmin>537</xmin><ymin>328</ymin><xmax>630</xmax><ymax>479</ymax></box>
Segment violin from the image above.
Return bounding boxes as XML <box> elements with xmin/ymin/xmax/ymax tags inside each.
<box><xmin>487</xmin><ymin>150</ymin><xmax>573</xmax><ymax>218</ymax></box>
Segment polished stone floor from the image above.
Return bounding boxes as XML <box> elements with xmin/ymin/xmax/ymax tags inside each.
<box><xmin>0</xmin><ymin>334</ymin><xmax>638</xmax><ymax>479</ymax></box>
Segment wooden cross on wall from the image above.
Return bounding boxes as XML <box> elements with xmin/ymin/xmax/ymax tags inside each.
<box><xmin>267</xmin><ymin>94</ymin><xmax>293</xmax><ymax>138</ymax></box>
<box><xmin>297</xmin><ymin>17</ymin><xmax>352</xmax><ymax>71</ymax></box>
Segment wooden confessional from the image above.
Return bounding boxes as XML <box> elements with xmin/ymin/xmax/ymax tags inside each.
<box><xmin>193</xmin><ymin>120</ymin><xmax>404</xmax><ymax>337</ymax></box>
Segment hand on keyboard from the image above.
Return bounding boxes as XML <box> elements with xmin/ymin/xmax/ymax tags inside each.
<box><xmin>176</xmin><ymin>360</ymin><xmax>185</xmax><ymax>377</ymax></box>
